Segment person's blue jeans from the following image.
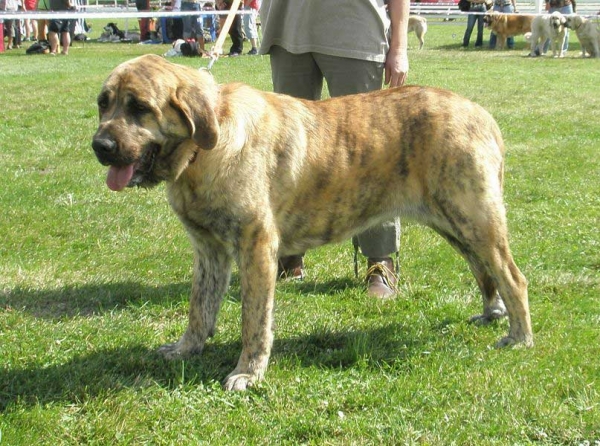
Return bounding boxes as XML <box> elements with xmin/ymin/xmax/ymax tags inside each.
<box><xmin>489</xmin><ymin>4</ymin><xmax>515</xmax><ymax>49</ymax></box>
<box><xmin>181</xmin><ymin>1</ymin><xmax>203</xmax><ymax>40</ymax></box>
<box><xmin>463</xmin><ymin>4</ymin><xmax>486</xmax><ymax>47</ymax></box>
<box><xmin>543</xmin><ymin>4</ymin><xmax>573</xmax><ymax>53</ymax></box>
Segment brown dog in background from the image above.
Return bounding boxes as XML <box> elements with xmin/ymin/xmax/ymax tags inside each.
<box><xmin>92</xmin><ymin>55</ymin><xmax>533</xmax><ymax>391</ymax></box>
<box><xmin>484</xmin><ymin>12</ymin><xmax>534</xmax><ymax>49</ymax></box>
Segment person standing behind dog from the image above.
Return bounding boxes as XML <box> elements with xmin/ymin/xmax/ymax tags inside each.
<box><xmin>47</xmin><ymin>0</ymin><xmax>74</xmax><ymax>55</ymax></box>
<box><xmin>243</xmin><ymin>0</ymin><xmax>260</xmax><ymax>55</ymax></box>
<box><xmin>217</xmin><ymin>0</ymin><xmax>244</xmax><ymax>56</ymax></box>
<box><xmin>181</xmin><ymin>0</ymin><xmax>206</xmax><ymax>54</ymax></box>
<box><xmin>463</xmin><ymin>0</ymin><xmax>487</xmax><ymax>47</ymax></box>
<box><xmin>135</xmin><ymin>0</ymin><xmax>150</xmax><ymax>42</ymax></box>
<box><xmin>259</xmin><ymin>0</ymin><xmax>409</xmax><ymax>298</ymax></box>
<box><xmin>488</xmin><ymin>0</ymin><xmax>517</xmax><ymax>49</ymax></box>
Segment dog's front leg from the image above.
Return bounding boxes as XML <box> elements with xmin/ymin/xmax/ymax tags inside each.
<box><xmin>159</xmin><ymin>237</ymin><xmax>232</xmax><ymax>359</ymax></box>
<box><xmin>223</xmin><ymin>225</ymin><xmax>278</xmax><ymax>391</ymax></box>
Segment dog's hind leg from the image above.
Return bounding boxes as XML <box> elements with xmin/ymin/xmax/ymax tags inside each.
<box><xmin>158</xmin><ymin>236</ymin><xmax>233</xmax><ymax>359</ymax></box>
<box><xmin>438</xmin><ymin>231</ymin><xmax>508</xmax><ymax>324</ymax></box>
<box><xmin>436</xmin><ymin>220</ymin><xmax>532</xmax><ymax>347</ymax></box>
<box><xmin>434</xmin><ymin>228</ymin><xmax>508</xmax><ymax>323</ymax></box>
<box><xmin>476</xmin><ymin>238</ymin><xmax>532</xmax><ymax>347</ymax></box>
<box><xmin>428</xmin><ymin>178</ymin><xmax>532</xmax><ymax>348</ymax></box>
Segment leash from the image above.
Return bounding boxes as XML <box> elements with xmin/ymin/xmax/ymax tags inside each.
<box><xmin>205</xmin><ymin>0</ymin><xmax>243</xmax><ymax>72</ymax></box>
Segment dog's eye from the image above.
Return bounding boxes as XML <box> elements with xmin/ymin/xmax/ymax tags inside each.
<box><xmin>97</xmin><ymin>93</ymin><xmax>109</xmax><ymax>111</ymax></box>
<box><xmin>128</xmin><ymin>97</ymin><xmax>150</xmax><ymax>115</ymax></box>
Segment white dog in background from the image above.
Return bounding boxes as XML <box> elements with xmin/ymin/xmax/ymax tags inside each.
<box><xmin>529</xmin><ymin>11</ymin><xmax>568</xmax><ymax>58</ymax></box>
<box><xmin>565</xmin><ymin>14</ymin><xmax>600</xmax><ymax>58</ymax></box>
<box><xmin>408</xmin><ymin>16</ymin><xmax>428</xmax><ymax>49</ymax></box>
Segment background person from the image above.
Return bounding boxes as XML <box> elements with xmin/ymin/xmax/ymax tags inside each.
<box><xmin>462</xmin><ymin>0</ymin><xmax>487</xmax><ymax>47</ymax></box>
<box><xmin>47</xmin><ymin>0</ymin><xmax>74</xmax><ymax>55</ymax></box>
<box><xmin>23</xmin><ymin>0</ymin><xmax>38</xmax><ymax>41</ymax></box>
<box><xmin>181</xmin><ymin>0</ymin><xmax>206</xmax><ymax>54</ymax></box>
<box><xmin>243</xmin><ymin>0</ymin><xmax>260</xmax><ymax>55</ymax></box>
<box><xmin>36</xmin><ymin>0</ymin><xmax>50</xmax><ymax>41</ymax></box>
<box><xmin>1</xmin><ymin>0</ymin><xmax>21</xmax><ymax>49</ymax></box>
<box><xmin>217</xmin><ymin>0</ymin><xmax>243</xmax><ymax>56</ymax></box>
<box><xmin>259</xmin><ymin>0</ymin><xmax>409</xmax><ymax>298</ymax></box>
<box><xmin>135</xmin><ymin>0</ymin><xmax>150</xmax><ymax>42</ymax></box>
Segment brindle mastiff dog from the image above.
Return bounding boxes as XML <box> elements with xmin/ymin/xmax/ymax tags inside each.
<box><xmin>92</xmin><ymin>55</ymin><xmax>533</xmax><ymax>391</ymax></box>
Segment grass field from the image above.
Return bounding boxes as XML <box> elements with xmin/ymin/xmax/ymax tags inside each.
<box><xmin>1</xmin><ymin>19</ymin><xmax>599</xmax><ymax>445</ymax></box>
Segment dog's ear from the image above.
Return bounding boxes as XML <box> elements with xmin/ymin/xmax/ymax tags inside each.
<box><xmin>172</xmin><ymin>85</ymin><xmax>220</xmax><ymax>150</ymax></box>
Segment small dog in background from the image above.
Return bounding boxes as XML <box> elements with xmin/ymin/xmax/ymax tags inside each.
<box><xmin>104</xmin><ymin>23</ymin><xmax>125</xmax><ymax>40</ymax></box>
<box><xmin>529</xmin><ymin>11</ymin><xmax>567</xmax><ymax>58</ymax></box>
<box><xmin>408</xmin><ymin>15</ymin><xmax>428</xmax><ymax>49</ymax></box>
<box><xmin>98</xmin><ymin>22</ymin><xmax>140</xmax><ymax>42</ymax></box>
<box><xmin>565</xmin><ymin>14</ymin><xmax>600</xmax><ymax>58</ymax></box>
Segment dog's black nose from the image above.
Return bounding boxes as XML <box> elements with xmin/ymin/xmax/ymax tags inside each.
<box><xmin>92</xmin><ymin>138</ymin><xmax>118</xmax><ymax>156</ymax></box>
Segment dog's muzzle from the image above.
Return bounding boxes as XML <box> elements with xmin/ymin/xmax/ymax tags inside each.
<box><xmin>92</xmin><ymin>137</ymin><xmax>119</xmax><ymax>166</ymax></box>
<box><xmin>92</xmin><ymin>138</ymin><xmax>118</xmax><ymax>164</ymax></box>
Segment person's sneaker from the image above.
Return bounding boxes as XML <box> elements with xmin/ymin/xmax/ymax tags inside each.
<box><xmin>228</xmin><ymin>52</ymin><xmax>241</xmax><ymax>57</ymax></box>
<box><xmin>247</xmin><ymin>48</ymin><xmax>258</xmax><ymax>55</ymax></box>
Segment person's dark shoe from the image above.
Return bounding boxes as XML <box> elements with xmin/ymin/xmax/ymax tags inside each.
<box><xmin>278</xmin><ymin>255</ymin><xmax>304</xmax><ymax>280</ymax></box>
<box><xmin>247</xmin><ymin>48</ymin><xmax>258</xmax><ymax>55</ymax></box>
<box><xmin>365</xmin><ymin>257</ymin><xmax>397</xmax><ymax>298</ymax></box>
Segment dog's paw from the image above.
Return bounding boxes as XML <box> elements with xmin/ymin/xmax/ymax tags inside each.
<box><xmin>157</xmin><ymin>340</ymin><xmax>203</xmax><ymax>360</ymax></box>
<box><xmin>495</xmin><ymin>334</ymin><xmax>534</xmax><ymax>348</ymax></box>
<box><xmin>469</xmin><ymin>308</ymin><xmax>508</xmax><ymax>325</ymax></box>
<box><xmin>223</xmin><ymin>372</ymin><xmax>257</xmax><ymax>391</ymax></box>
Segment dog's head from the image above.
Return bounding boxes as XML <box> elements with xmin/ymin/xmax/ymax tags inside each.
<box><xmin>483</xmin><ymin>12</ymin><xmax>497</xmax><ymax>28</ymax></box>
<box><xmin>92</xmin><ymin>55</ymin><xmax>220</xmax><ymax>191</ymax></box>
<box><xmin>564</xmin><ymin>14</ymin><xmax>583</xmax><ymax>30</ymax></box>
<box><xmin>104</xmin><ymin>22</ymin><xmax>120</xmax><ymax>34</ymax></box>
<box><xmin>172</xmin><ymin>38</ymin><xmax>186</xmax><ymax>52</ymax></box>
<box><xmin>549</xmin><ymin>11</ymin><xmax>567</xmax><ymax>31</ymax></box>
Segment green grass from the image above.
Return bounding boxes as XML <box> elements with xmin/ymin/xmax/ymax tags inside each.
<box><xmin>1</xmin><ymin>21</ymin><xmax>600</xmax><ymax>445</ymax></box>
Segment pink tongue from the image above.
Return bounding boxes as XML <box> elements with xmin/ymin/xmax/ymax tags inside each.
<box><xmin>106</xmin><ymin>165</ymin><xmax>135</xmax><ymax>191</ymax></box>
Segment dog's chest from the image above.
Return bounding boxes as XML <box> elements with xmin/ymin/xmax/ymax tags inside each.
<box><xmin>168</xmin><ymin>186</ymin><xmax>243</xmax><ymax>246</ymax></box>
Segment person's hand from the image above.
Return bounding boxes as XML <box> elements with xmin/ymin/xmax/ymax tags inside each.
<box><xmin>385</xmin><ymin>49</ymin><xmax>409</xmax><ymax>88</ymax></box>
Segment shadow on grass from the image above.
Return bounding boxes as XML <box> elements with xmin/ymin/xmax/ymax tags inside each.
<box><xmin>1</xmin><ymin>281</ymin><xmax>192</xmax><ymax>319</ymax></box>
<box><xmin>0</xmin><ymin>323</ymin><xmax>429</xmax><ymax>411</ymax></box>
<box><xmin>1</xmin><ymin>276</ymin><xmax>361</xmax><ymax>320</ymax></box>
<box><xmin>1</xmin><ymin>278</ymin><xmax>443</xmax><ymax>410</ymax></box>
